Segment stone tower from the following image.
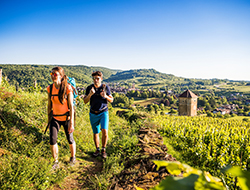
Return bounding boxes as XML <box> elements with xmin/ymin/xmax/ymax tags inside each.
<box><xmin>0</xmin><ymin>69</ymin><xmax>2</xmax><ymax>86</ymax></box>
<box><xmin>178</xmin><ymin>89</ymin><xmax>198</xmax><ymax>116</ymax></box>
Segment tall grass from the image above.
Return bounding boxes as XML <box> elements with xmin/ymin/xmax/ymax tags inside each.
<box><xmin>0</xmin><ymin>85</ymin><xmax>64</xmax><ymax>189</ymax></box>
<box><xmin>0</xmin><ymin>84</ymin><xmax>142</xmax><ymax>189</ymax></box>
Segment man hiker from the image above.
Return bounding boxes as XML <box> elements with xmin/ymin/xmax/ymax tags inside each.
<box><xmin>47</xmin><ymin>66</ymin><xmax>76</xmax><ymax>169</ymax></box>
<box><xmin>83</xmin><ymin>71</ymin><xmax>113</xmax><ymax>158</ymax></box>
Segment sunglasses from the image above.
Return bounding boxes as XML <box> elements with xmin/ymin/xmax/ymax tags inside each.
<box><xmin>93</xmin><ymin>77</ymin><xmax>101</xmax><ymax>80</ymax></box>
<box><xmin>50</xmin><ymin>72</ymin><xmax>58</xmax><ymax>77</ymax></box>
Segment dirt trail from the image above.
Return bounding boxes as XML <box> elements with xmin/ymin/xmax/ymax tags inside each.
<box><xmin>51</xmin><ymin>154</ymin><xmax>104</xmax><ymax>190</ymax></box>
<box><xmin>51</xmin><ymin>127</ymin><xmax>178</xmax><ymax>190</ymax></box>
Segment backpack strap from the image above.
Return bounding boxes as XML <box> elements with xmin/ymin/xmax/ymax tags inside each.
<box><xmin>49</xmin><ymin>84</ymin><xmax>53</xmax><ymax>108</ymax></box>
<box><xmin>49</xmin><ymin>83</ymin><xmax>69</xmax><ymax>114</ymax></box>
<box><xmin>50</xmin><ymin>83</ymin><xmax>67</xmax><ymax>103</ymax></box>
<box><xmin>102</xmin><ymin>84</ymin><xmax>106</xmax><ymax>95</ymax></box>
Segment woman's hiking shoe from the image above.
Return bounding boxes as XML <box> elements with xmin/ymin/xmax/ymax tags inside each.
<box><xmin>101</xmin><ymin>150</ymin><xmax>107</xmax><ymax>159</ymax></box>
<box><xmin>69</xmin><ymin>157</ymin><xmax>76</xmax><ymax>166</ymax></box>
<box><xmin>52</xmin><ymin>161</ymin><xmax>59</xmax><ymax>170</ymax></box>
<box><xmin>93</xmin><ymin>150</ymin><xmax>100</xmax><ymax>157</ymax></box>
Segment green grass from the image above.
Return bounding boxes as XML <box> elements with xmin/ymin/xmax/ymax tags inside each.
<box><xmin>134</xmin><ymin>97</ymin><xmax>161</xmax><ymax>106</ymax></box>
<box><xmin>233</xmin><ymin>85</ymin><xmax>250</xmax><ymax>93</ymax></box>
<box><xmin>227</xmin><ymin>115</ymin><xmax>250</xmax><ymax>120</ymax></box>
<box><xmin>162</xmin><ymin>137</ymin><xmax>188</xmax><ymax>163</ymax></box>
<box><xmin>0</xmin><ymin>85</ymin><xmax>59</xmax><ymax>189</ymax></box>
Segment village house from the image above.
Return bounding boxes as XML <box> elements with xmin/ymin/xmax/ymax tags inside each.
<box><xmin>213</xmin><ymin>108</ymin><xmax>231</xmax><ymax>115</ymax></box>
<box><xmin>110</xmin><ymin>86</ymin><xmax>127</xmax><ymax>94</ymax></box>
<box><xmin>218</xmin><ymin>104</ymin><xmax>237</xmax><ymax>110</ymax></box>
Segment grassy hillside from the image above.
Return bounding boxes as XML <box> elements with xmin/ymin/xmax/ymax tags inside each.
<box><xmin>0</xmin><ymin>83</ymin><xmax>140</xmax><ymax>189</ymax></box>
<box><xmin>1</xmin><ymin>82</ymin><xmax>250</xmax><ymax>189</ymax></box>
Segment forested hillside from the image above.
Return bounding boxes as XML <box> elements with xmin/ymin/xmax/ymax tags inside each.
<box><xmin>105</xmin><ymin>68</ymin><xmax>181</xmax><ymax>82</ymax></box>
<box><xmin>0</xmin><ymin>64</ymin><xmax>118</xmax><ymax>88</ymax></box>
<box><xmin>0</xmin><ymin>65</ymin><xmax>183</xmax><ymax>89</ymax></box>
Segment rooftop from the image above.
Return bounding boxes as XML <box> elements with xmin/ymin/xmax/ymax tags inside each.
<box><xmin>179</xmin><ymin>89</ymin><xmax>198</xmax><ymax>98</ymax></box>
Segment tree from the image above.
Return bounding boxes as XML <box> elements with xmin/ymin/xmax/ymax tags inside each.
<box><xmin>141</xmin><ymin>91</ymin><xmax>148</xmax><ymax>99</ymax></box>
<box><xmin>149</xmin><ymin>90</ymin><xmax>153</xmax><ymax>98</ymax></box>
<box><xmin>112</xmin><ymin>93</ymin><xmax>130</xmax><ymax>107</ymax></box>
<box><xmin>206</xmin><ymin>111</ymin><xmax>214</xmax><ymax>117</ymax></box>
<box><xmin>198</xmin><ymin>98</ymin><xmax>207</xmax><ymax>107</ymax></box>
<box><xmin>169</xmin><ymin>109</ymin><xmax>178</xmax><ymax>115</ymax></box>
<box><xmin>135</xmin><ymin>90</ymin><xmax>141</xmax><ymax>97</ymax></box>
<box><xmin>147</xmin><ymin>104</ymin><xmax>155</xmax><ymax>112</ymax></box>
<box><xmin>208</xmin><ymin>97</ymin><xmax>217</xmax><ymax>108</ymax></box>
<box><xmin>153</xmin><ymin>104</ymin><xmax>159</xmax><ymax>112</ymax></box>
<box><xmin>159</xmin><ymin>103</ymin><xmax>164</xmax><ymax>110</ymax></box>
<box><xmin>129</xmin><ymin>97</ymin><xmax>134</xmax><ymax>106</ymax></box>
<box><xmin>221</xmin><ymin>96</ymin><xmax>228</xmax><ymax>105</ymax></box>
<box><xmin>205</xmin><ymin>104</ymin><xmax>212</xmax><ymax>111</ymax></box>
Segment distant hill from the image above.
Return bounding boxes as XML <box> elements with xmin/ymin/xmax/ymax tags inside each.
<box><xmin>106</xmin><ymin>68</ymin><xmax>178</xmax><ymax>81</ymax></box>
<box><xmin>105</xmin><ymin>68</ymin><xmax>185</xmax><ymax>87</ymax></box>
<box><xmin>1</xmin><ymin>64</ymin><xmax>249</xmax><ymax>95</ymax></box>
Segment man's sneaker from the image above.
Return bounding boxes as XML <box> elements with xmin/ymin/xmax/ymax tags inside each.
<box><xmin>69</xmin><ymin>157</ymin><xmax>76</xmax><ymax>166</ymax></box>
<box><xmin>101</xmin><ymin>150</ymin><xmax>107</xmax><ymax>159</ymax></box>
<box><xmin>93</xmin><ymin>150</ymin><xmax>100</xmax><ymax>157</ymax></box>
<box><xmin>52</xmin><ymin>161</ymin><xmax>59</xmax><ymax>170</ymax></box>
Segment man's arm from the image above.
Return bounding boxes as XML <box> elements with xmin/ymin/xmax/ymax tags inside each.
<box><xmin>100</xmin><ymin>86</ymin><xmax>113</xmax><ymax>103</ymax></box>
<box><xmin>83</xmin><ymin>87</ymin><xmax>95</xmax><ymax>104</ymax></box>
<box><xmin>105</xmin><ymin>85</ymin><xmax>113</xmax><ymax>103</ymax></box>
<box><xmin>105</xmin><ymin>94</ymin><xmax>113</xmax><ymax>103</ymax></box>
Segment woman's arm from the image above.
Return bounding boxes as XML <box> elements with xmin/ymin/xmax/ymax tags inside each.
<box><xmin>47</xmin><ymin>93</ymin><xmax>52</xmax><ymax>123</ymax></box>
<box><xmin>67</xmin><ymin>91</ymin><xmax>74</xmax><ymax>134</ymax></box>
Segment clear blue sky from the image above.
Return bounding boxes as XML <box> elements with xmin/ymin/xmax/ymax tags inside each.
<box><xmin>0</xmin><ymin>0</ymin><xmax>250</xmax><ymax>81</ymax></box>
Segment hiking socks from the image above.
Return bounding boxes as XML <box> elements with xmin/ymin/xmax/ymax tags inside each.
<box><xmin>93</xmin><ymin>147</ymin><xmax>100</xmax><ymax>157</ymax></box>
<box><xmin>69</xmin><ymin>157</ymin><xmax>76</xmax><ymax>165</ymax></box>
<box><xmin>101</xmin><ymin>147</ymin><xmax>107</xmax><ymax>158</ymax></box>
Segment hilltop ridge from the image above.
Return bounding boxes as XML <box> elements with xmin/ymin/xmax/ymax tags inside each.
<box><xmin>0</xmin><ymin>64</ymin><xmax>182</xmax><ymax>88</ymax></box>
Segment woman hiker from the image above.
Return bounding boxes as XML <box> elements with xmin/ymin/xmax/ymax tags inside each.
<box><xmin>47</xmin><ymin>66</ymin><xmax>76</xmax><ymax>169</ymax></box>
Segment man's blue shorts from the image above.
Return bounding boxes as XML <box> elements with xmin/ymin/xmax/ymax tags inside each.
<box><xmin>89</xmin><ymin>111</ymin><xmax>109</xmax><ymax>134</ymax></box>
